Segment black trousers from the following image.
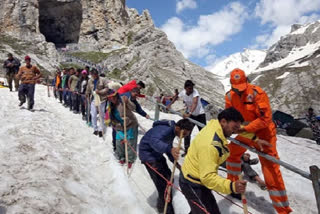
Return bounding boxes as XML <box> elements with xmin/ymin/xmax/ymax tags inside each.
<box><xmin>179</xmin><ymin>173</ymin><xmax>221</xmax><ymax>214</ymax></box>
<box><xmin>184</xmin><ymin>114</ymin><xmax>206</xmax><ymax>153</ymax></box>
<box><xmin>112</xmin><ymin>128</ymin><xmax>116</xmax><ymax>151</ymax></box>
<box><xmin>144</xmin><ymin>158</ymin><xmax>175</xmax><ymax>214</ymax></box>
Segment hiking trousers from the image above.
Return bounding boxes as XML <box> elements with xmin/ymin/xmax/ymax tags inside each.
<box><xmin>179</xmin><ymin>172</ymin><xmax>220</xmax><ymax>214</ymax></box>
<box><xmin>226</xmin><ymin>135</ymin><xmax>292</xmax><ymax>214</ymax></box>
<box><xmin>18</xmin><ymin>84</ymin><xmax>35</xmax><ymax>108</ymax></box>
<box><xmin>115</xmin><ymin>126</ymin><xmax>138</xmax><ymax>163</ymax></box>
<box><xmin>144</xmin><ymin>158</ymin><xmax>174</xmax><ymax>214</ymax></box>
<box><xmin>55</xmin><ymin>87</ymin><xmax>62</xmax><ymax>102</ymax></box>
<box><xmin>71</xmin><ymin>92</ymin><xmax>79</xmax><ymax>112</ymax></box>
<box><xmin>6</xmin><ymin>72</ymin><xmax>19</xmax><ymax>91</ymax></box>
<box><xmin>63</xmin><ymin>89</ymin><xmax>69</xmax><ymax>105</ymax></box>
<box><xmin>90</xmin><ymin>100</ymin><xmax>106</xmax><ymax>132</ymax></box>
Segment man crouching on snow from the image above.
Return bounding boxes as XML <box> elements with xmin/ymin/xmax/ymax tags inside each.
<box><xmin>139</xmin><ymin>119</ymin><xmax>194</xmax><ymax>214</ymax></box>
<box><xmin>179</xmin><ymin>107</ymin><xmax>247</xmax><ymax>214</ymax></box>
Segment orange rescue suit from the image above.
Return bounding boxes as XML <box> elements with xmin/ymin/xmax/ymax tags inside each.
<box><xmin>225</xmin><ymin>84</ymin><xmax>292</xmax><ymax>214</ymax></box>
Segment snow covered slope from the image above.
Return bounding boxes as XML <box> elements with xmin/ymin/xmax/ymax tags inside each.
<box><xmin>207</xmin><ymin>49</ymin><xmax>266</xmax><ymax>92</ymax></box>
<box><xmin>0</xmin><ymin>85</ymin><xmax>319</xmax><ymax>213</ymax></box>
<box><xmin>209</xmin><ymin>49</ymin><xmax>266</xmax><ymax>77</ymax></box>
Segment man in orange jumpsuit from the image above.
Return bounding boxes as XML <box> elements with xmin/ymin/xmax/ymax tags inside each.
<box><xmin>225</xmin><ymin>68</ymin><xmax>292</xmax><ymax>214</ymax></box>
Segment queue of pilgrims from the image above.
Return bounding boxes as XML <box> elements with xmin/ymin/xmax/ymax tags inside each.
<box><xmin>11</xmin><ymin>54</ymin><xmax>293</xmax><ymax>214</ymax></box>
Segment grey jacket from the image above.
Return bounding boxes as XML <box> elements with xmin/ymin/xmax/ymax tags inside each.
<box><xmin>86</xmin><ymin>77</ymin><xmax>109</xmax><ymax>102</ymax></box>
<box><xmin>3</xmin><ymin>58</ymin><xmax>21</xmax><ymax>74</ymax></box>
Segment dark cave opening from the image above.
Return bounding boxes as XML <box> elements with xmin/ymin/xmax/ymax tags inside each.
<box><xmin>39</xmin><ymin>0</ymin><xmax>82</xmax><ymax>47</ymax></box>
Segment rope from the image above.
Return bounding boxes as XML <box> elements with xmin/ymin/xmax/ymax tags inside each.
<box><xmin>46</xmin><ymin>86</ymin><xmax>253</xmax><ymax>214</ymax></box>
<box><xmin>125</xmin><ymin>139</ymin><xmax>212</xmax><ymax>214</ymax></box>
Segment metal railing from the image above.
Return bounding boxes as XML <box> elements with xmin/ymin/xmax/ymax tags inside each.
<box><xmin>149</xmin><ymin>97</ymin><xmax>320</xmax><ymax>213</ymax></box>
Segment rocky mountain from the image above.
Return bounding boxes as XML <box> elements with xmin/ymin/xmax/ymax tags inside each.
<box><xmin>209</xmin><ymin>20</ymin><xmax>320</xmax><ymax>117</ymax></box>
<box><xmin>0</xmin><ymin>0</ymin><xmax>225</xmax><ymax>110</ymax></box>
<box><xmin>258</xmin><ymin>21</ymin><xmax>320</xmax><ymax>70</ymax></box>
<box><xmin>251</xmin><ymin>21</ymin><xmax>320</xmax><ymax>117</ymax></box>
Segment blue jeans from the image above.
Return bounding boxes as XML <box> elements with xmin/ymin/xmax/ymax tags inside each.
<box><xmin>63</xmin><ymin>88</ymin><xmax>69</xmax><ymax>105</ymax></box>
<box><xmin>18</xmin><ymin>84</ymin><xmax>35</xmax><ymax>108</ymax></box>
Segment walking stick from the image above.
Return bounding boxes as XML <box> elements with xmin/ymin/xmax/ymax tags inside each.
<box><xmin>123</xmin><ymin>99</ymin><xmax>129</xmax><ymax>175</ymax></box>
<box><xmin>163</xmin><ymin>130</ymin><xmax>184</xmax><ymax>214</ymax></box>
<box><xmin>238</xmin><ymin>174</ymin><xmax>248</xmax><ymax>214</ymax></box>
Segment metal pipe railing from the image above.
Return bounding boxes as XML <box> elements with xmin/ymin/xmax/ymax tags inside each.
<box><xmin>147</xmin><ymin>96</ymin><xmax>320</xmax><ymax>212</ymax></box>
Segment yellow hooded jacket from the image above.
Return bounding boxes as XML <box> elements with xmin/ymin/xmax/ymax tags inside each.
<box><xmin>181</xmin><ymin>119</ymin><xmax>236</xmax><ymax>194</ymax></box>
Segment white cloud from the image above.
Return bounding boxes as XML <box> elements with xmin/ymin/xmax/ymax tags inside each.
<box><xmin>254</xmin><ymin>0</ymin><xmax>320</xmax><ymax>48</ymax></box>
<box><xmin>255</xmin><ymin>0</ymin><xmax>320</xmax><ymax>25</ymax></box>
<box><xmin>162</xmin><ymin>2</ymin><xmax>248</xmax><ymax>58</ymax></box>
<box><xmin>255</xmin><ymin>25</ymin><xmax>291</xmax><ymax>48</ymax></box>
<box><xmin>204</xmin><ymin>54</ymin><xmax>227</xmax><ymax>71</ymax></box>
<box><xmin>176</xmin><ymin>0</ymin><xmax>198</xmax><ymax>13</ymax></box>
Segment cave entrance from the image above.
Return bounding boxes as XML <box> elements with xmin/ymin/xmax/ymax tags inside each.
<box><xmin>39</xmin><ymin>0</ymin><xmax>82</xmax><ymax>48</ymax></box>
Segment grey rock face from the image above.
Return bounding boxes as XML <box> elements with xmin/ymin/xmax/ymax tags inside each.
<box><xmin>259</xmin><ymin>21</ymin><xmax>320</xmax><ymax>68</ymax></box>
<box><xmin>0</xmin><ymin>0</ymin><xmax>225</xmax><ymax>110</ymax></box>
<box><xmin>100</xmin><ymin>25</ymin><xmax>224</xmax><ymax>109</ymax></box>
<box><xmin>250</xmin><ymin>51</ymin><xmax>320</xmax><ymax>117</ymax></box>
<box><xmin>252</xmin><ymin>21</ymin><xmax>320</xmax><ymax>116</ymax></box>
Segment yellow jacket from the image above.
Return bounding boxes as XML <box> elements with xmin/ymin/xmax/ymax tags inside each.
<box><xmin>182</xmin><ymin>119</ymin><xmax>236</xmax><ymax>194</ymax></box>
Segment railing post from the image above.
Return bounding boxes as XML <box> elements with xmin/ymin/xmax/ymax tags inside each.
<box><xmin>46</xmin><ymin>77</ymin><xmax>50</xmax><ymax>98</ymax></box>
<box><xmin>310</xmin><ymin>165</ymin><xmax>320</xmax><ymax>213</ymax></box>
<box><xmin>154</xmin><ymin>102</ymin><xmax>160</xmax><ymax>121</ymax></box>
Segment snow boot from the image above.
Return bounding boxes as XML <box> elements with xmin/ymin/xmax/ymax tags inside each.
<box><xmin>93</xmin><ymin>131</ymin><xmax>98</xmax><ymax>135</ymax></box>
<box><xmin>99</xmin><ymin>131</ymin><xmax>103</xmax><ymax>138</ymax></box>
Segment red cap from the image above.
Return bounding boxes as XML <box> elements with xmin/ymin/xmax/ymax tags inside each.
<box><xmin>25</xmin><ymin>55</ymin><xmax>31</xmax><ymax>61</ymax></box>
<box><xmin>230</xmin><ymin>68</ymin><xmax>247</xmax><ymax>91</ymax></box>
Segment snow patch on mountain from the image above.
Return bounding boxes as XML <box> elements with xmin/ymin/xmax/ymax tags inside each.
<box><xmin>209</xmin><ymin>49</ymin><xmax>266</xmax><ymax>77</ymax></box>
<box><xmin>207</xmin><ymin>49</ymin><xmax>266</xmax><ymax>91</ymax></box>
<box><xmin>257</xmin><ymin>41</ymin><xmax>320</xmax><ymax>71</ymax></box>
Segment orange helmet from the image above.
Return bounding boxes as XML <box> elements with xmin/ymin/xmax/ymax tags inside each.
<box><xmin>230</xmin><ymin>68</ymin><xmax>247</xmax><ymax>91</ymax></box>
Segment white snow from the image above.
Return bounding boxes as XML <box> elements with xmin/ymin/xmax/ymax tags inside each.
<box><xmin>0</xmin><ymin>85</ymin><xmax>319</xmax><ymax>214</ymax></box>
<box><xmin>291</xmin><ymin>25</ymin><xmax>309</xmax><ymax>35</ymax></box>
<box><xmin>252</xmin><ymin>74</ymin><xmax>262</xmax><ymax>82</ymax></box>
<box><xmin>207</xmin><ymin>49</ymin><xmax>266</xmax><ymax>92</ymax></box>
<box><xmin>291</xmin><ymin>21</ymin><xmax>320</xmax><ymax>35</ymax></box>
<box><xmin>258</xmin><ymin>42</ymin><xmax>320</xmax><ymax>72</ymax></box>
<box><xmin>209</xmin><ymin>49</ymin><xmax>266</xmax><ymax>78</ymax></box>
<box><xmin>276</xmin><ymin>72</ymin><xmax>290</xmax><ymax>79</ymax></box>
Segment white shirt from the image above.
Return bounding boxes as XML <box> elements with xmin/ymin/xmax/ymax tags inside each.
<box><xmin>178</xmin><ymin>89</ymin><xmax>204</xmax><ymax>116</ymax></box>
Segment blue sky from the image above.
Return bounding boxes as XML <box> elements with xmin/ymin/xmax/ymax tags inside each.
<box><xmin>127</xmin><ymin>0</ymin><xmax>320</xmax><ymax>67</ymax></box>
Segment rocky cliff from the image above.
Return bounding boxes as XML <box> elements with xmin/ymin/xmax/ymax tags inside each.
<box><xmin>0</xmin><ymin>0</ymin><xmax>225</xmax><ymax>110</ymax></box>
<box><xmin>207</xmin><ymin>20</ymin><xmax>320</xmax><ymax>117</ymax></box>
<box><xmin>251</xmin><ymin>21</ymin><xmax>320</xmax><ymax>117</ymax></box>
